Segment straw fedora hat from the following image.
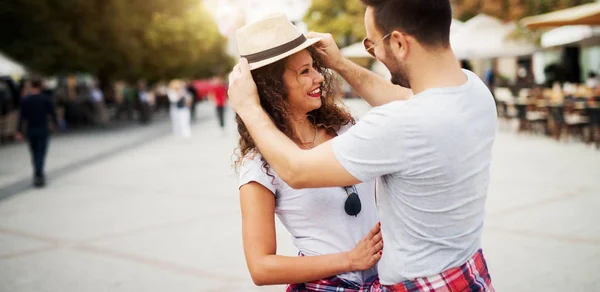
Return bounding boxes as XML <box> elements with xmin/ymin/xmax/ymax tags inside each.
<box><xmin>236</xmin><ymin>13</ymin><xmax>321</xmax><ymax>70</ymax></box>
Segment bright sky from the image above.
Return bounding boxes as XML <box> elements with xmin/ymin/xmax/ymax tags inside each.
<box><xmin>205</xmin><ymin>0</ymin><xmax>311</xmax><ymax>35</ymax></box>
<box><xmin>203</xmin><ymin>0</ymin><xmax>311</xmax><ymax>57</ymax></box>
<box><xmin>242</xmin><ymin>0</ymin><xmax>311</xmax><ymax>23</ymax></box>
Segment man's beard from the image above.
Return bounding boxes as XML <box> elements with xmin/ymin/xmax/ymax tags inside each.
<box><xmin>383</xmin><ymin>45</ymin><xmax>411</xmax><ymax>88</ymax></box>
<box><xmin>391</xmin><ymin>70</ymin><xmax>410</xmax><ymax>88</ymax></box>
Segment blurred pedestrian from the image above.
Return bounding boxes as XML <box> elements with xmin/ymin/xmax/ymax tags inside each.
<box><xmin>168</xmin><ymin>79</ymin><xmax>192</xmax><ymax>138</ymax></box>
<box><xmin>90</xmin><ymin>82</ymin><xmax>109</xmax><ymax>126</ymax></box>
<box><xmin>16</xmin><ymin>78</ymin><xmax>58</xmax><ymax>187</ymax></box>
<box><xmin>137</xmin><ymin>80</ymin><xmax>152</xmax><ymax>125</ymax></box>
<box><xmin>115</xmin><ymin>83</ymin><xmax>135</xmax><ymax>121</ymax></box>
<box><xmin>154</xmin><ymin>82</ymin><xmax>169</xmax><ymax>114</ymax></box>
<box><xmin>210</xmin><ymin>76</ymin><xmax>227</xmax><ymax>132</ymax></box>
<box><xmin>186</xmin><ymin>81</ymin><xmax>199</xmax><ymax>122</ymax></box>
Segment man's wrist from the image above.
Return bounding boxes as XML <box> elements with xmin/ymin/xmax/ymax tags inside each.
<box><xmin>331</xmin><ymin>57</ymin><xmax>351</xmax><ymax>73</ymax></box>
<box><xmin>332</xmin><ymin>58</ymin><xmax>355</xmax><ymax>79</ymax></box>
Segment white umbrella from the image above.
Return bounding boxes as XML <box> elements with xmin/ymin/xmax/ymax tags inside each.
<box><xmin>0</xmin><ymin>52</ymin><xmax>27</xmax><ymax>77</ymax></box>
<box><xmin>451</xmin><ymin>14</ymin><xmax>537</xmax><ymax>60</ymax></box>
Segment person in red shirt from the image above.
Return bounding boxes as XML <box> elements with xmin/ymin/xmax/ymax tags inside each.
<box><xmin>210</xmin><ymin>76</ymin><xmax>228</xmax><ymax>130</ymax></box>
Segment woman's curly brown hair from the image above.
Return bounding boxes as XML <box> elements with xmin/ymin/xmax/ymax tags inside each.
<box><xmin>234</xmin><ymin>46</ymin><xmax>354</xmax><ymax>177</ymax></box>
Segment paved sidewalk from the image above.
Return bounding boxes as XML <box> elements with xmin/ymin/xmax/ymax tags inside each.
<box><xmin>0</xmin><ymin>99</ymin><xmax>598</xmax><ymax>291</ymax></box>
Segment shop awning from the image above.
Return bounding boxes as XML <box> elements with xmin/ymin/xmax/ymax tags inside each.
<box><xmin>541</xmin><ymin>25</ymin><xmax>600</xmax><ymax>48</ymax></box>
<box><xmin>522</xmin><ymin>3</ymin><xmax>600</xmax><ymax>29</ymax></box>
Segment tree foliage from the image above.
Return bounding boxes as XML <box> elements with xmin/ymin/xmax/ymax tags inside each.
<box><xmin>303</xmin><ymin>0</ymin><xmax>366</xmax><ymax>47</ymax></box>
<box><xmin>0</xmin><ymin>0</ymin><xmax>233</xmax><ymax>81</ymax></box>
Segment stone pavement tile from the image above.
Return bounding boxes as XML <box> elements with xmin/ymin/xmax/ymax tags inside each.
<box><xmin>85</xmin><ymin>209</ymin><xmax>298</xmax><ymax>284</ymax></box>
<box><xmin>482</xmin><ymin>230</ymin><xmax>600</xmax><ymax>292</ymax></box>
<box><xmin>0</xmin><ymin>232</ymin><xmax>51</xmax><ymax>259</ymax></box>
<box><xmin>485</xmin><ymin>182</ymin><xmax>588</xmax><ymax>219</ymax></box>
<box><xmin>489</xmin><ymin>132</ymin><xmax>600</xmax><ymax>185</ymax></box>
<box><xmin>0</xmin><ymin>249</ymin><xmax>224</xmax><ymax>292</ymax></box>
<box><xmin>486</xmin><ymin>188</ymin><xmax>600</xmax><ymax>241</ymax></box>
<box><xmin>0</xmin><ymin>190</ymin><xmax>227</xmax><ymax>242</ymax></box>
<box><xmin>0</xmin><ymin>183</ymin><xmax>143</xmax><ymax>218</ymax></box>
<box><xmin>485</xmin><ymin>130</ymin><xmax>600</xmax><ymax>218</ymax></box>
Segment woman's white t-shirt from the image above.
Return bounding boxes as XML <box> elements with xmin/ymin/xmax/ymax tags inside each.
<box><xmin>239</xmin><ymin>123</ymin><xmax>378</xmax><ymax>284</ymax></box>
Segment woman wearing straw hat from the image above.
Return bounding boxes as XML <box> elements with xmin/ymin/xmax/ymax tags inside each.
<box><xmin>235</xmin><ymin>14</ymin><xmax>382</xmax><ymax>291</ymax></box>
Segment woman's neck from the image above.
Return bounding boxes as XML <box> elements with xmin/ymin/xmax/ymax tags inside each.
<box><xmin>290</xmin><ymin>114</ymin><xmax>316</xmax><ymax>145</ymax></box>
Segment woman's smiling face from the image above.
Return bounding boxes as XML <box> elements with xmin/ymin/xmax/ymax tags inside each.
<box><xmin>282</xmin><ymin>49</ymin><xmax>325</xmax><ymax>116</ymax></box>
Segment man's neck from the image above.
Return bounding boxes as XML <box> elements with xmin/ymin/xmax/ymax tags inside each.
<box><xmin>408</xmin><ymin>49</ymin><xmax>467</xmax><ymax>95</ymax></box>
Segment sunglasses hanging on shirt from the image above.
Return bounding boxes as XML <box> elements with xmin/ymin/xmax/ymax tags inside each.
<box><xmin>343</xmin><ymin>185</ymin><xmax>362</xmax><ymax>216</ymax></box>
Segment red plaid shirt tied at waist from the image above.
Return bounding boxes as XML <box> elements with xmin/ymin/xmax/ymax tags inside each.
<box><xmin>287</xmin><ymin>249</ymin><xmax>494</xmax><ymax>292</ymax></box>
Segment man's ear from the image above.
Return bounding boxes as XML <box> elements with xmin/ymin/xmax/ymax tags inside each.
<box><xmin>390</xmin><ymin>31</ymin><xmax>409</xmax><ymax>61</ymax></box>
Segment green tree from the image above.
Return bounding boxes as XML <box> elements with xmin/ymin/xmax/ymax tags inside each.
<box><xmin>303</xmin><ymin>0</ymin><xmax>366</xmax><ymax>47</ymax></box>
<box><xmin>0</xmin><ymin>0</ymin><xmax>233</xmax><ymax>82</ymax></box>
<box><xmin>452</xmin><ymin>0</ymin><xmax>595</xmax><ymax>22</ymax></box>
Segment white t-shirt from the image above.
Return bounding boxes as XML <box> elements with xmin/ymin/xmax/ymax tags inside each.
<box><xmin>332</xmin><ymin>69</ymin><xmax>497</xmax><ymax>285</ymax></box>
<box><xmin>239</xmin><ymin>123</ymin><xmax>378</xmax><ymax>285</ymax></box>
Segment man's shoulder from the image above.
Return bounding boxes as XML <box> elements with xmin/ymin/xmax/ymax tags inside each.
<box><xmin>344</xmin><ymin>101</ymin><xmax>411</xmax><ymax>138</ymax></box>
<box><xmin>370</xmin><ymin>100</ymin><xmax>410</xmax><ymax>113</ymax></box>
<box><xmin>364</xmin><ymin>100</ymin><xmax>415</xmax><ymax>123</ymax></box>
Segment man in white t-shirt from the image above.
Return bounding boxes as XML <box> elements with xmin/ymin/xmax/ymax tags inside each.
<box><xmin>228</xmin><ymin>0</ymin><xmax>496</xmax><ymax>291</ymax></box>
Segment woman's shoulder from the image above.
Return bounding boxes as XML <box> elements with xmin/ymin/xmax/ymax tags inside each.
<box><xmin>240</xmin><ymin>151</ymin><xmax>264</xmax><ymax>167</ymax></box>
<box><xmin>239</xmin><ymin>151</ymin><xmax>279</xmax><ymax>193</ymax></box>
<box><xmin>239</xmin><ymin>152</ymin><xmax>280</xmax><ymax>179</ymax></box>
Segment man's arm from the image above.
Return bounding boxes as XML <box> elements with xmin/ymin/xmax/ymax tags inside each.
<box><xmin>335</xmin><ymin>57</ymin><xmax>412</xmax><ymax>107</ymax></box>
<box><xmin>307</xmin><ymin>32</ymin><xmax>412</xmax><ymax>107</ymax></box>
<box><xmin>238</xmin><ymin>106</ymin><xmax>360</xmax><ymax>189</ymax></box>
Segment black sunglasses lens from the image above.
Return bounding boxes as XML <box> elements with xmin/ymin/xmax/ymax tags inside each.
<box><xmin>345</xmin><ymin>193</ymin><xmax>362</xmax><ymax>216</ymax></box>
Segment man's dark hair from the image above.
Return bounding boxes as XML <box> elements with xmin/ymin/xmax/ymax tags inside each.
<box><xmin>361</xmin><ymin>0</ymin><xmax>452</xmax><ymax>48</ymax></box>
<box><xmin>30</xmin><ymin>79</ymin><xmax>43</xmax><ymax>89</ymax></box>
